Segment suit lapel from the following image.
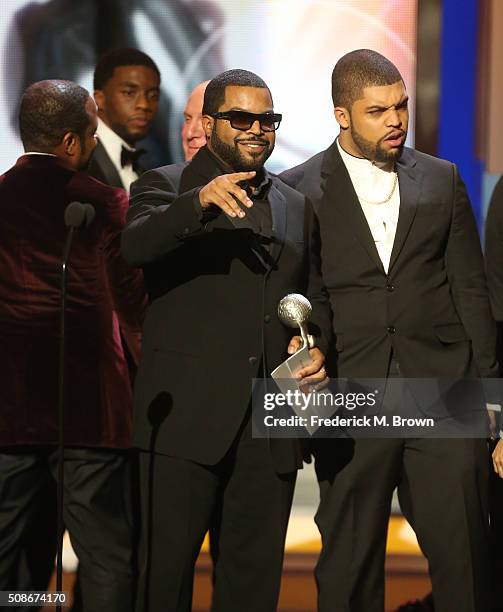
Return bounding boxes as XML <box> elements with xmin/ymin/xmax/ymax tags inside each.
<box><xmin>91</xmin><ymin>142</ymin><xmax>124</xmax><ymax>189</ymax></box>
<box><xmin>268</xmin><ymin>182</ymin><xmax>287</xmax><ymax>267</ymax></box>
<box><xmin>322</xmin><ymin>144</ymin><xmax>385</xmax><ymax>273</ymax></box>
<box><xmin>388</xmin><ymin>149</ymin><xmax>422</xmax><ymax>273</ymax></box>
<box><xmin>179</xmin><ymin>147</ymin><xmax>220</xmax><ymax>193</ymax></box>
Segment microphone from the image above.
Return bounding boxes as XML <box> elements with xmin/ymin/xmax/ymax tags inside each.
<box><xmin>56</xmin><ymin>200</ymin><xmax>95</xmax><ymax>600</ymax></box>
<box><xmin>64</xmin><ymin>201</ymin><xmax>95</xmax><ymax>229</ymax></box>
<box><xmin>278</xmin><ymin>293</ymin><xmax>313</xmax><ymax>349</ymax></box>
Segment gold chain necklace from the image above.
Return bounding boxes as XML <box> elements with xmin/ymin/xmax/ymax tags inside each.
<box><xmin>358</xmin><ymin>171</ymin><xmax>398</xmax><ymax>205</ymax></box>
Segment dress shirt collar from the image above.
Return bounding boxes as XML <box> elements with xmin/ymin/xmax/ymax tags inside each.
<box><xmin>97</xmin><ymin>118</ymin><xmax>136</xmax><ymax>169</ymax></box>
<box><xmin>248</xmin><ymin>169</ymin><xmax>272</xmax><ymax>200</ymax></box>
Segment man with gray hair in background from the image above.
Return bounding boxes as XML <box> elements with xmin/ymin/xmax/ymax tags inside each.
<box><xmin>181</xmin><ymin>80</ymin><xmax>209</xmax><ymax>161</ymax></box>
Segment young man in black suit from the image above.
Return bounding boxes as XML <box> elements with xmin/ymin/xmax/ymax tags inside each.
<box><xmin>280</xmin><ymin>49</ymin><xmax>497</xmax><ymax>612</ymax></box>
<box><xmin>88</xmin><ymin>48</ymin><xmax>161</xmax><ymax>193</ymax></box>
<box><xmin>87</xmin><ymin>48</ymin><xmax>160</xmax><ymax>383</ymax></box>
<box><xmin>122</xmin><ymin>69</ymin><xmax>332</xmax><ymax>612</ymax></box>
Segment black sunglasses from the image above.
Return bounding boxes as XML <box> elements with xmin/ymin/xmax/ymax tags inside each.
<box><xmin>210</xmin><ymin>110</ymin><xmax>282</xmax><ymax>132</ymax></box>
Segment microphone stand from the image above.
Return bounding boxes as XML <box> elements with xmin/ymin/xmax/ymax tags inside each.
<box><xmin>56</xmin><ymin>225</ymin><xmax>76</xmax><ymax>612</ymax></box>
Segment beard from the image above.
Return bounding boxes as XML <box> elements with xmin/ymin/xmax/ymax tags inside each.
<box><xmin>350</xmin><ymin>123</ymin><xmax>405</xmax><ymax>164</ymax></box>
<box><xmin>77</xmin><ymin>144</ymin><xmax>91</xmax><ymax>171</ymax></box>
<box><xmin>78</xmin><ymin>142</ymin><xmax>93</xmax><ymax>171</ymax></box>
<box><xmin>209</xmin><ymin>130</ymin><xmax>272</xmax><ymax>172</ymax></box>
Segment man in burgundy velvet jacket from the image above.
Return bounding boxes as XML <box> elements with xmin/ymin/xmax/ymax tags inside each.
<box><xmin>0</xmin><ymin>80</ymin><xmax>145</xmax><ymax>612</ymax></box>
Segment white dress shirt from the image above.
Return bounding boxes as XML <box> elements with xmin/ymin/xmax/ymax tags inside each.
<box><xmin>96</xmin><ymin>118</ymin><xmax>139</xmax><ymax>193</ymax></box>
<box><xmin>337</xmin><ymin>139</ymin><xmax>400</xmax><ymax>273</ymax></box>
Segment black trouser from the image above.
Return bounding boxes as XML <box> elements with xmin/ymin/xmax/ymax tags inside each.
<box><xmin>489</xmin><ymin>441</ymin><xmax>503</xmax><ymax>612</ymax></box>
<box><xmin>13</xmin><ymin>477</ymin><xmax>58</xmax><ymax>596</ymax></box>
<box><xmin>313</xmin><ymin>436</ymin><xmax>490</xmax><ymax>612</ymax></box>
<box><xmin>0</xmin><ymin>447</ymin><xmax>135</xmax><ymax>612</ymax></box>
<box><xmin>137</xmin><ymin>413</ymin><xmax>296</xmax><ymax>612</ymax></box>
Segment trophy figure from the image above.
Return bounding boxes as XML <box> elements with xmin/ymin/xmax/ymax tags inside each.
<box><xmin>271</xmin><ymin>293</ymin><xmax>314</xmax><ymax>381</ymax></box>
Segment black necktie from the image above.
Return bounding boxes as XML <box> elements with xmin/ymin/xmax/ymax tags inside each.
<box><xmin>120</xmin><ymin>147</ymin><xmax>146</xmax><ymax>173</ymax></box>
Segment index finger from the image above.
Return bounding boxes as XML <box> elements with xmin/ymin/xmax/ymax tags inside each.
<box><xmin>227</xmin><ymin>171</ymin><xmax>256</xmax><ymax>183</ymax></box>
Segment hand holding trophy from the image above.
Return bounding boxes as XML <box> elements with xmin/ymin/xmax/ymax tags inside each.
<box><xmin>270</xmin><ymin>294</ymin><xmax>328</xmax><ymax>434</ymax></box>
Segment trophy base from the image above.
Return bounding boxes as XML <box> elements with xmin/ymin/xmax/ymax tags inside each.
<box><xmin>269</xmin><ymin>346</ymin><xmax>318</xmax><ymax>434</ymax></box>
<box><xmin>270</xmin><ymin>345</ymin><xmax>313</xmax><ymax>384</ymax></box>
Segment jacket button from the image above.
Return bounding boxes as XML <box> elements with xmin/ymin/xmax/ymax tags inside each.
<box><xmin>264</xmin><ymin>314</ymin><xmax>271</xmax><ymax>323</ymax></box>
<box><xmin>183</xmin><ymin>227</ymin><xmax>190</xmax><ymax>234</ymax></box>
<box><xmin>386</xmin><ymin>283</ymin><xmax>395</xmax><ymax>292</ymax></box>
<box><xmin>249</xmin><ymin>356</ymin><xmax>257</xmax><ymax>365</ymax></box>
<box><xmin>387</xmin><ymin>326</ymin><xmax>396</xmax><ymax>334</ymax></box>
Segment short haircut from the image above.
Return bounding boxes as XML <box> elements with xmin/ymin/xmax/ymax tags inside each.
<box><xmin>331</xmin><ymin>49</ymin><xmax>403</xmax><ymax>108</ymax></box>
<box><xmin>202</xmin><ymin>69</ymin><xmax>271</xmax><ymax>115</ymax></box>
<box><xmin>19</xmin><ymin>80</ymin><xmax>90</xmax><ymax>150</ymax></box>
<box><xmin>94</xmin><ymin>47</ymin><xmax>160</xmax><ymax>89</ymax></box>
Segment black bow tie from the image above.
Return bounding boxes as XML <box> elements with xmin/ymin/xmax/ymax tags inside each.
<box><xmin>121</xmin><ymin>146</ymin><xmax>146</xmax><ymax>172</ymax></box>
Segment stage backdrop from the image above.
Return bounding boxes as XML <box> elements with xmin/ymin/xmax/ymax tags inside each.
<box><xmin>1</xmin><ymin>0</ymin><xmax>417</xmax><ymax>173</ymax></box>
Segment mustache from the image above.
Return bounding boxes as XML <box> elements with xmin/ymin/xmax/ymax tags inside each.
<box><xmin>382</xmin><ymin>129</ymin><xmax>406</xmax><ymax>140</ymax></box>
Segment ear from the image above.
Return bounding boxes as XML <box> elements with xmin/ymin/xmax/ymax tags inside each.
<box><xmin>334</xmin><ymin>106</ymin><xmax>350</xmax><ymax>130</ymax></box>
<box><xmin>201</xmin><ymin>114</ymin><xmax>214</xmax><ymax>140</ymax></box>
<box><xmin>61</xmin><ymin>131</ymin><xmax>80</xmax><ymax>157</ymax></box>
<box><xmin>94</xmin><ymin>90</ymin><xmax>105</xmax><ymax>112</ymax></box>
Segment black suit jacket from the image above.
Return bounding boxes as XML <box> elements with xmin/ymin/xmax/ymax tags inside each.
<box><xmin>121</xmin><ymin>148</ymin><xmax>332</xmax><ymax>471</ymax></box>
<box><xmin>87</xmin><ymin>141</ymin><xmax>127</xmax><ymax>189</ymax></box>
<box><xmin>87</xmin><ymin>139</ymin><xmax>149</xmax><ymax>371</ymax></box>
<box><xmin>485</xmin><ymin>175</ymin><xmax>503</xmax><ymax>373</ymax></box>
<box><xmin>280</xmin><ymin>140</ymin><xmax>497</xmax><ymax>381</ymax></box>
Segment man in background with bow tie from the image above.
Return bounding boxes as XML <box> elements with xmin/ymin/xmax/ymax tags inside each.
<box><xmin>86</xmin><ymin>47</ymin><xmax>160</xmax><ymax>378</ymax></box>
<box><xmin>88</xmin><ymin>47</ymin><xmax>161</xmax><ymax>192</ymax></box>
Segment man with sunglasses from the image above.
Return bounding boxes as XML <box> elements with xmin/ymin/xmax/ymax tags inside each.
<box><xmin>121</xmin><ymin>69</ymin><xmax>331</xmax><ymax>612</ymax></box>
